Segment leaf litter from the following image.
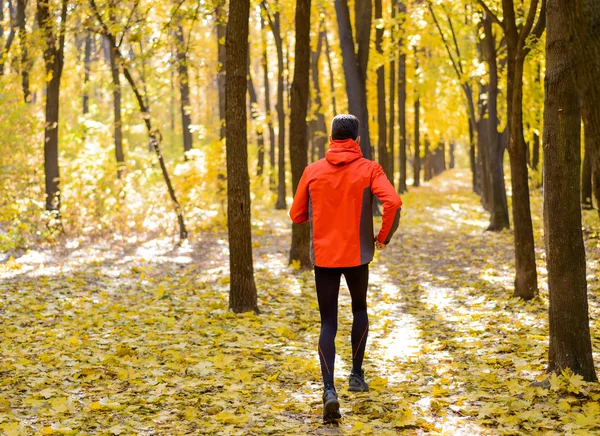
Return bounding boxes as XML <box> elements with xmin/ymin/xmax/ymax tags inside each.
<box><xmin>1</xmin><ymin>169</ymin><xmax>600</xmax><ymax>435</ymax></box>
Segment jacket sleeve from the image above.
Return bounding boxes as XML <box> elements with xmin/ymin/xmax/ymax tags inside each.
<box><xmin>289</xmin><ymin>169</ymin><xmax>310</xmax><ymax>224</ymax></box>
<box><xmin>371</xmin><ymin>164</ymin><xmax>403</xmax><ymax>244</ymax></box>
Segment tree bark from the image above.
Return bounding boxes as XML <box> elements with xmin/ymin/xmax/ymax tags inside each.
<box><xmin>216</xmin><ymin>1</ymin><xmax>227</xmax><ymax>141</ymax></box>
<box><xmin>289</xmin><ymin>0</ymin><xmax>312</xmax><ymax>269</ymax></box>
<box><xmin>225</xmin><ymin>0</ymin><xmax>259</xmax><ymax>314</ymax></box>
<box><xmin>323</xmin><ymin>29</ymin><xmax>337</xmax><ymax>115</ymax></box>
<box><xmin>398</xmin><ymin>1</ymin><xmax>407</xmax><ymax>193</ymax></box>
<box><xmin>449</xmin><ymin>142</ymin><xmax>455</xmax><ymax>168</ymax></box>
<box><xmin>83</xmin><ymin>33</ymin><xmax>92</xmax><ymax>114</ymax></box>
<box><xmin>334</xmin><ymin>0</ymin><xmax>373</xmax><ymax>159</ymax></box>
<box><xmin>39</xmin><ymin>0</ymin><xmax>68</xmax><ymax>214</ymax></box>
<box><xmin>108</xmin><ymin>35</ymin><xmax>124</xmax><ymax>179</ymax></box>
<box><xmin>581</xmin><ymin>112</ymin><xmax>593</xmax><ymax>209</ymax></box>
<box><xmin>310</xmin><ymin>26</ymin><xmax>327</xmax><ymax>160</ymax></box>
<box><xmin>375</xmin><ymin>0</ymin><xmax>389</xmax><ymax>182</ymax></box>
<box><xmin>267</xmin><ymin>10</ymin><xmax>287</xmax><ymax>210</ymax></box>
<box><xmin>16</xmin><ymin>0</ymin><xmax>29</xmax><ymax>102</ymax></box>
<box><xmin>482</xmin><ymin>15</ymin><xmax>510</xmax><ymax>230</ymax></box>
<box><xmin>531</xmin><ymin>62</ymin><xmax>542</xmax><ymax>171</ymax></box>
<box><xmin>175</xmin><ymin>25</ymin><xmax>193</xmax><ymax>158</ymax></box>
<box><xmin>413</xmin><ymin>49</ymin><xmax>420</xmax><ymax>187</ymax></box>
<box><xmin>544</xmin><ymin>0</ymin><xmax>596</xmax><ymax>382</ymax></box>
<box><xmin>261</xmin><ymin>16</ymin><xmax>276</xmax><ymax>188</ymax></box>
<box><xmin>560</xmin><ymin>0</ymin><xmax>600</xmax><ymax>219</ymax></box>
<box><xmin>248</xmin><ymin>68</ymin><xmax>265</xmax><ymax>177</ymax></box>
<box><xmin>0</xmin><ymin>0</ymin><xmax>16</xmax><ymax>76</ymax></box>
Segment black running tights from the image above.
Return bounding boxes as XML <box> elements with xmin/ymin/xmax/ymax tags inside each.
<box><xmin>314</xmin><ymin>263</ymin><xmax>369</xmax><ymax>388</ymax></box>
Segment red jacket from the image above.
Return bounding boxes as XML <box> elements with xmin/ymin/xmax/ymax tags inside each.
<box><xmin>290</xmin><ymin>139</ymin><xmax>402</xmax><ymax>268</ymax></box>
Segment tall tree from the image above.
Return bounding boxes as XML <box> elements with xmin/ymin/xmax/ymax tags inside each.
<box><xmin>288</xmin><ymin>0</ymin><xmax>311</xmax><ymax>268</ymax></box>
<box><xmin>263</xmin><ymin>5</ymin><xmax>287</xmax><ymax>209</ymax></box>
<box><xmin>413</xmin><ymin>47</ymin><xmax>421</xmax><ymax>187</ymax></box>
<box><xmin>216</xmin><ymin>1</ymin><xmax>227</xmax><ymax>141</ymax></box>
<box><xmin>310</xmin><ymin>24</ymin><xmax>327</xmax><ymax>160</ymax></box>
<box><xmin>559</xmin><ymin>0</ymin><xmax>600</xmax><ymax>218</ymax></box>
<box><xmin>15</xmin><ymin>0</ymin><xmax>29</xmax><ymax>102</ymax></box>
<box><xmin>225</xmin><ymin>0</ymin><xmax>258</xmax><ymax>313</ymax></box>
<box><xmin>397</xmin><ymin>0</ymin><xmax>407</xmax><ymax>193</ymax></box>
<box><xmin>107</xmin><ymin>34</ymin><xmax>124</xmax><ymax>179</ymax></box>
<box><xmin>334</xmin><ymin>0</ymin><xmax>373</xmax><ymax>159</ymax></box>
<box><xmin>375</xmin><ymin>0</ymin><xmax>389</xmax><ymax>182</ymax></box>
<box><xmin>481</xmin><ymin>15</ymin><xmax>510</xmax><ymax>230</ymax></box>
<box><xmin>38</xmin><ymin>0</ymin><xmax>68</xmax><ymax>214</ymax></box>
<box><xmin>388</xmin><ymin>0</ymin><xmax>397</xmax><ymax>188</ymax></box>
<box><xmin>175</xmin><ymin>24</ymin><xmax>194</xmax><ymax>158</ymax></box>
<box><xmin>477</xmin><ymin>0</ymin><xmax>546</xmax><ymax>299</ymax></box>
<box><xmin>260</xmin><ymin>15</ymin><xmax>276</xmax><ymax>187</ymax></box>
<box><xmin>248</xmin><ymin>67</ymin><xmax>266</xmax><ymax>176</ymax></box>
<box><xmin>82</xmin><ymin>33</ymin><xmax>92</xmax><ymax>114</ymax></box>
<box><xmin>323</xmin><ymin>29</ymin><xmax>337</xmax><ymax>115</ymax></box>
<box><xmin>428</xmin><ymin>2</ymin><xmax>481</xmax><ymax>194</ymax></box>
<box><xmin>90</xmin><ymin>0</ymin><xmax>188</xmax><ymax>241</ymax></box>
<box><xmin>544</xmin><ymin>0</ymin><xmax>596</xmax><ymax>382</ymax></box>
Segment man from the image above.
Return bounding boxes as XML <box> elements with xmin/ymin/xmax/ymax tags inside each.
<box><xmin>289</xmin><ymin>114</ymin><xmax>402</xmax><ymax>422</ymax></box>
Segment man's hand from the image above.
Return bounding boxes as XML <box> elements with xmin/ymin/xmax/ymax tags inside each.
<box><xmin>375</xmin><ymin>240</ymin><xmax>386</xmax><ymax>250</ymax></box>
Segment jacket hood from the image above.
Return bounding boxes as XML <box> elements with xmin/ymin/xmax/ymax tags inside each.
<box><xmin>325</xmin><ymin>139</ymin><xmax>363</xmax><ymax>165</ymax></box>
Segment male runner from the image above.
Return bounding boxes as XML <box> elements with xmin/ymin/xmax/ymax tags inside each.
<box><xmin>290</xmin><ymin>114</ymin><xmax>402</xmax><ymax>421</ymax></box>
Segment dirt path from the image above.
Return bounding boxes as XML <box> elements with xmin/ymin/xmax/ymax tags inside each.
<box><xmin>1</xmin><ymin>169</ymin><xmax>599</xmax><ymax>435</ymax></box>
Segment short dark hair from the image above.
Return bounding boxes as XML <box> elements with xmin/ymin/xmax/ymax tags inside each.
<box><xmin>331</xmin><ymin>114</ymin><xmax>359</xmax><ymax>140</ymax></box>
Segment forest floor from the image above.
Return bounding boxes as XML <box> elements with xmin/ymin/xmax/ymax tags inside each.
<box><xmin>2</xmin><ymin>169</ymin><xmax>600</xmax><ymax>435</ymax></box>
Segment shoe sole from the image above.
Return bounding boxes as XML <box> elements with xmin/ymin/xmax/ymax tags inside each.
<box><xmin>323</xmin><ymin>398</ymin><xmax>341</xmax><ymax>422</ymax></box>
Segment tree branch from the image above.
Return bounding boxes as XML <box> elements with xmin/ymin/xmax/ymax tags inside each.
<box><xmin>517</xmin><ymin>0</ymin><xmax>539</xmax><ymax>54</ymax></box>
<box><xmin>476</xmin><ymin>0</ymin><xmax>502</xmax><ymax>26</ymax></box>
<box><xmin>441</xmin><ymin>3</ymin><xmax>463</xmax><ymax>75</ymax></box>
<box><xmin>531</xmin><ymin>0</ymin><xmax>546</xmax><ymax>40</ymax></box>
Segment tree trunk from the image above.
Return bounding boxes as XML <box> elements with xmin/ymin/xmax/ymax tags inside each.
<box><xmin>482</xmin><ymin>15</ymin><xmax>510</xmax><ymax>230</ymax></box>
<box><xmin>175</xmin><ymin>25</ymin><xmax>193</xmax><ymax>158</ymax></box>
<box><xmin>413</xmin><ymin>50</ymin><xmax>420</xmax><ymax>187</ymax></box>
<box><xmin>449</xmin><ymin>142</ymin><xmax>455</xmax><ymax>168</ymax></box>
<box><xmin>388</xmin><ymin>0</ymin><xmax>397</xmax><ymax>187</ymax></box>
<box><xmin>16</xmin><ymin>0</ymin><xmax>29</xmax><ymax>103</ymax></box>
<box><xmin>90</xmin><ymin>0</ymin><xmax>188</xmax><ymax>240</ymax></box>
<box><xmin>508</xmin><ymin>57</ymin><xmax>537</xmax><ymax>299</ymax></box>
<box><xmin>225</xmin><ymin>0</ymin><xmax>258</xmax><ymax>314</ymax></box>
<box><xmin>334</xmin><ymin>0</ymin><xmax>373</xmax><ymax>159</ymax></box>
<box><xmin>248</xmin><ymin>68</ymin><xmax>265</xmax><ymax>177</ymax></box>
<box><xmin>261</xmin><ymin>17</ymin><xmax>276</xmax><ymax>188</ymax></box>
<box><xmin>581</xmin><ymin>113</ymin><xmax>593</xmax><ymax>209</ymax></box>
<box><xmin>0</xmin><ymin>0</ymin><xmax>16</xmax><ymax>76</ymax></box>
<box><xmin>545</xmin><ymin>0</ymin><xmax>596</xmax><ymax>382</ymax></box>
<box><xmin>108</xmin><ymin>36</ymin><xmax>124</xmax><ymax>179</ymax></box>
<box><xmin>289</xmin><ymin>0</ymin><xmax>312</xmax><ymax>269</ymax></box>
<box><xmin>216</xmin><ymin>1</ymin><xmax>227</xmax><ymax>141</ymax></box>
<box><xmin>469</xmin><ymin>107</ymin><xmax>479</xmax><ymax>195</ymax></box>
<box><xmin>531</xmin><ymin>62</ymin><xmax>541</xmax><ymax>171</ymax></box>
<box><xmin>424</xmin><ymin>138</ymin><xmax>433</xmax><ymax>181</ymax></box>
<box><xmin>311</xmin><ymin>26</ymin><xmax>327</xmax><ymax>160</ymax></box>
<box><xmin>83</xmin><ymin>33</ymin><xmax>92</xmax><ymax>114</ymax></box>
<box><xmin>560</xmin><ymin>0</ymin><xmax>600</xmax><ymax>218</ymax></box>
<box><xmin>397</xmin><ymin>2</ymin><xmax>407</xmax><ymax>193</ymax></box>
<box><xmin>323</xmin><ymin>29</ymin><xmax>337</xmax><ymax>115</ymax></box>
<box><xmin>375</xmin><ymin>0</ymin><xmax>389</xmax><ymax>182</ymax></box>
<box><xmin>39</xmin><ymin>0</ymin><xmax>68</xmax><ymax>214</ymax></box>
<box><xmin>269</xmin><ymin>11</ymin><xmax>287</xmax><ymax>210</ymax></box>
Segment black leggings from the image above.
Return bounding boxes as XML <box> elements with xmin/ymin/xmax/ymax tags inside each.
<box><xmin>314</xmin><ymin>263</ymin><xmax>369</xmax><ymax>387</ymax></box>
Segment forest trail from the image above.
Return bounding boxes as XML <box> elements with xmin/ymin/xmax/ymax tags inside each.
<box><xmin>2</xmin><ymin>169</ymin><xmax>600</xmax><ymax>435</ymax></box>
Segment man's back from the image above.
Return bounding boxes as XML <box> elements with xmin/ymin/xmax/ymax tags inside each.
<box><xmin>290</xmin><ymin>138</ymin><xmax>402</xmax><ymax>268</ymax></box>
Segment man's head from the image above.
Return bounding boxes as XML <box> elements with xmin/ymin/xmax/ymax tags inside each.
<box><xmin>330</xmin><ymin>114</ymin><xmax>360</xmax><ymax>143</ymax></box>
